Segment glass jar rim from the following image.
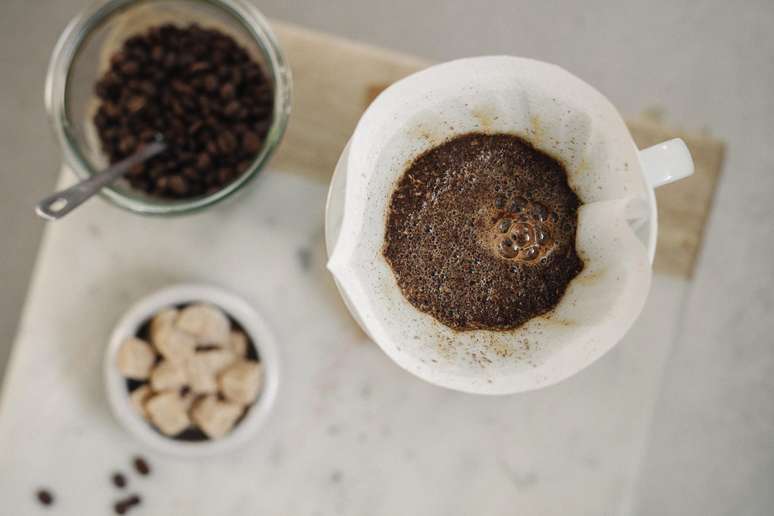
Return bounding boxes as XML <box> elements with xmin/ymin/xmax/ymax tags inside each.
<box><xmin>45</xmin><ymin>0</ymin><xmax>292</xmax><ymax>216</ymax></box>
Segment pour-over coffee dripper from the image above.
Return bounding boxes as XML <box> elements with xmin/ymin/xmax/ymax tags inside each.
<box><xmin>326</xmin><ymin>56</ymin><xmax>693</xmax><ymax>394</ymax></box>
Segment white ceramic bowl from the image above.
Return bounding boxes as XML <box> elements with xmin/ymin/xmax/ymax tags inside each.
<box><xmin>105</xmin><ymin>284</ymin><xmax>279</xmax><ymax>458</ymax></box>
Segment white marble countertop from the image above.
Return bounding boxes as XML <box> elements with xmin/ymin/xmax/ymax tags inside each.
<box><xmin>0</xmin><ymin>167</ymin><xmax>688</xmax><ymax>516</ymax></box>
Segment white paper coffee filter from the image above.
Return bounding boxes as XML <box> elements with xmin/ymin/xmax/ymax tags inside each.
<box><xmin>328</xmin><ymin>56</ymin><xmax>652</xmax><ymax>394</ymax></box>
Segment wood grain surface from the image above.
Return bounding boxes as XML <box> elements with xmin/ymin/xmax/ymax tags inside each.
<box><xmin>271</xmin><ymin>21</ymin><xmax>724</xmax><ymax>278</ymax></box>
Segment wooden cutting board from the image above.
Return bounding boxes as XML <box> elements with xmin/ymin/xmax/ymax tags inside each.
<box><xmin>270</xmin><ymin>21</ymin><xmax>724</xmax><ymax>279</ymax></box>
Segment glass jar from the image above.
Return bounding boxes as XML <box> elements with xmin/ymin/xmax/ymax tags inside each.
<box><xmin>45</xmin><ymin>0</ymin><xmax>292</xmax><ymax>215</ymax></box>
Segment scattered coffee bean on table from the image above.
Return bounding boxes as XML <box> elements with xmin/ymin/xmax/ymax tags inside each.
<box><xmin>93</xmin><ymin>24</ymin><xmax>274</xmax><ymax>200</ymax></box>
<box><xmin>114</xmin><ymin>494</ymin><xmax>142</xmax><ymax>515</ymax></box>
<box><xmin>133</xmin><ymin>456</ymin><xmax>151</xmax><ymax>476</ymax></box>
<box><xmin>112</xmin><ymin>472</ymin><xmax>127</xmax><ymax>488</ymax></box>
<box><xmin>35</xmin><ymin>488</ymin><xmax>54</xmax><ymax>507</ymax></box>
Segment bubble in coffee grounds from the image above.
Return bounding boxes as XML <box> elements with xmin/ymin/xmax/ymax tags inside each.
<box><xmin>114</xmin><ymin>494</ymin><xmax>142</xmax><ymax>515</ymax></box>
<box><xmin>383</xmin><ymin>132</ymin><xmax>583</xmax><ymax>331</ymax></box>
<box><xmin>36</xmin><ymin>489</ymin><xmax>54</xmax><ymax>507</ymax></box>
<box><xmin>112</xmin><ymin>472</ymin><xmax>127</xmax><ymax>489</ymax></box>
<box><xmin>132</xmin><ymin>456</ymin><xmax>151</xmax><ymax>476</ymax></box>
<box><xmin>93</xmin><ymin>23</ymin><xmax>274</xmax><ymax>199</ymax></box>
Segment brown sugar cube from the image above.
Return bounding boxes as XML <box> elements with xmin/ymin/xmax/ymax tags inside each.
<box><xmin>116</xmin><ymin>337</ymin><xmax>156</xmax><ymax>380</ymax></box>
<box><xmin>153</xmin><ymin>326</ymin><xmax>196</xmax><ymax>363</ymax></box>
<box><xmin>145</xmin><ymin>391</ymin><xmax>190</xmax><ymax>436</ymax></box>
<box><xmin>228</xmin><ymin>331</ymin><xmax>249</xmax><ymax>358</ymax></box>
<box><xmin>185</xmin><ymin>355</ymin><xmax>217</xmax><ymax>394</ymax></box>
<box><xmin>184</xmin><ymin>349</ymin><xmax>237</xmax><ymax>394</ymax></box>
<box><xmin>219</xmin><ymin>361</ymin><xmax>262</xmax><ymax>406</ymax></box>
<box><xmin>129</xmin><ymin>384</ymin><xmax>153</xmax><ymax>419</ymax></box>
<box><xmin>150</xmin><ymin>360</ymin><xmax>187</xmax><ymax>391</ymax></box>
<box><xmin>176</xmin><ymin>303</ymin><xmax>230</xmax><ymax>345</ymax></box>
<box><xmin>149</xmin><ymin>307</ymin><xmax>179</xmax><ymax>344</ymax></box>
<box><xmin>198</xmin><ymin>348</ymin><xmax>237</xmax><ymax>372</ymax></box>
<box><xmin>190</xmin><ymin>395</ymin><xmax>244</xmax><ymax>439</ymax></box>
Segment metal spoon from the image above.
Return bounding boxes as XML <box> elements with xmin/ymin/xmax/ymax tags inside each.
<box><xmin>36</xmin><ymin>141</ymin><xmax>166</xmax><ymax>220</ymax></box>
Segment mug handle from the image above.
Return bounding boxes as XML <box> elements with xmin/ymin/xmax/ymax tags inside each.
<box><xmin>638</xmin><ymin>138</ymin><xmax>694</xmax><ymax>188</ymax></box>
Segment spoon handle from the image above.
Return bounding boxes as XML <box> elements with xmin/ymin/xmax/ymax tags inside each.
<box><xmin>36</xmin><ymin>141</ymin><xmax>165</xmax><ymax>221</ymax></box>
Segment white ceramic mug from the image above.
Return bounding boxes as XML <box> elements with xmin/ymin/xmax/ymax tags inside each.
<box><xmin>325</xmin><ymin>57</ymin><xmax>693</xmax><ymax>394</ymax></box>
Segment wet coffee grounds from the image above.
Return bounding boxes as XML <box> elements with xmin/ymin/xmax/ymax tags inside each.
<box><xmin>384</xmin><ymin>132</ymin><xmax>583</xmax><ymax>331</ymax></box>
<box><xmin>93</xmin><ymin>23</ymin><xmax>273</xmax><ymax>199</ymax></box>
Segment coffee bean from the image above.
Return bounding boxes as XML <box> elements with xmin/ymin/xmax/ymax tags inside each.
<box><xmin>220</xmin><ymin>83</ymin><xmax>235</xmax><ymax>99</ymax></box>
<box><xmin>217</xmin><ymin>131</ymin><xmax>237</xmax><ymax>154</ymax></box>
<box><xmin>203</xmin><ymin>74</ymin><xmax>218</xmax><ymax>92</ymax></box>
<box><xmin>104</xmin><ymin>102</ymin><xmax>121</xmax><ymax>118</ymax></box>
<box><xmin>148</xmin><ymin>165</ymin><xmax>165</xmax><ymax>179</ymax></box>
<box><xmin>36</xmin><ymin>489</ymin><xmax>54</xmax><ymax>506</ymax></box>
<box><xmin>114</xmin><ymin>493</ymin><xmax>141</xmax><ymax>513</ymax></box>
<box><xmin>189</xmin><ymin>61</ymin><xmax>210</xmax><ymax>73</ymax></box>
<box><xmin>217</xmin><ymin>167</ymin><xmax>235</xmax><ymax>184</ymax></box>
<box><xmin>133</xmin><ymin>456</ymin><xmax>150</xmax><ymax>476</ymax></box>
<box><xmin>196</xmin><ymin>152</ymin><xmax>212</xmax><ymax>170</ymax></box>
<box><xmin>151</xmin><ymin>45</ymin><xmax>163</xmax><ymax>61</ymax></box>
<box><xmin>139</xmin><ymin>128</ymin><xmax>156</xmax><ymax>142</ymax></box>
<box><xmin>110</xmin><ymin>51</ymin><xmax>127</xmax><ymax>67</ymax></box>
<box><xmin>171</xmin><ymin>80</ymin><xmax>193</xmax><ymax>96</ymax></box>
<box><xmin>170</xmin><ymin>99</ymin><xmax>184</xmax><ymax>116</ymax></box>
<box><xmin>231</xmin><ymin>68</ymin><xmax>243</xmax><ymax>86</ymax></box>
<box><xmin>126</xmin><ymin>96</ymin><xmax>146</xmax><ymax>114</ymax></box>
<box><xmin>168</xmin><ymin>175</ymin><xmax>189</xmax><ymax>196</ymax></box>
<box><xmin>224</xmin><ymin>100</ymin><xmax>240</xmax><ymax>117</ymax></box>
<box><xmin>118</xmin><ymin>135</ymin><xmax>136</xmax><ymax>155</ymax></box>
<box><xmin>120</xmin><ymin>61</ymin><xmax>139</xmax><ymax>76</ymax></box>
<box><xmin>188</xmin><ymin>120</ymin><xmax>204</xmax><ymax>135</ymax></box>
<box><xmin>183</xmin><ymin>167</ymin><xmax>199</xmax><ymax>181</ymax></box>
<box><xmin>155</xmin><ymin>176</ymin><xmax>169</xmax><ymax>192</ymax></box>
<box><xmin>163</xmin><ymin>52</ymin><xmax>177</xmax><ymax>68</ymax></box>
<box><xmin>242</xmin><ymin>132</ymin><xmax>261</xmax><ymax>154</ymax></box>
<box><xmin>237</xmin><ymin>160</ymin><xmax>253</xmax><ymax>173</ymax></box>
<box><xmin>112</xmin><ymin>472</ymin><xmax>127</xmax><ymax>489</ymax></box>
<box><xmin>128</xmin><ymin>163</ymin><xmax>145</xmax><ymax>176</ymax></box>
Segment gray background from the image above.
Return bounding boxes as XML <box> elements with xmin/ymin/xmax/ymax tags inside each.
<box><xmin>1</xmin><ymin>1</ymin><xmax>773</xmax><ymax>514</ymax></box>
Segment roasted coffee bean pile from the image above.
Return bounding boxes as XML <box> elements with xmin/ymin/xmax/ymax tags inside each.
<box><xmin>93</xmin><ymin>24</ymin><xmax>274</xmax><ymax>199</ymax></box>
